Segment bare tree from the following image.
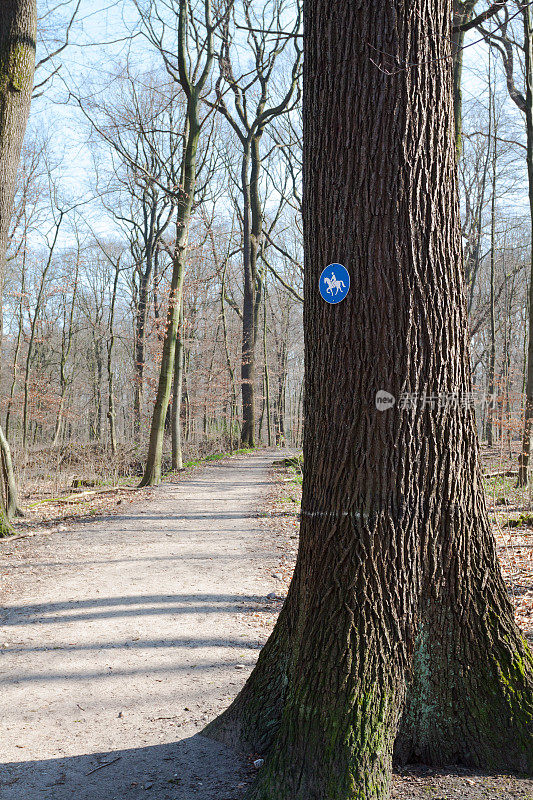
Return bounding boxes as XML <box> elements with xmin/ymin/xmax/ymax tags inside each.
<box><xmin>478</xmin><ymin>3</ymin><xmax>533</xmax><ymax>482</ymax></box>
<box><xmin>213</xmin><ymin>0</ymin><xmax>302</xmax><ymax>446</ymax></box>
<box><xmin>135</xmin><ymin>0</ymin><xmax>216</xmax><ymax>485</ymax></box>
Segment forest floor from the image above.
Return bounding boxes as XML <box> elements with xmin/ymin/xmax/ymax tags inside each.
<box><xmin>0</xmin><ymin>449</ymin><xmax>532</xmax><ymax>800</ymax></box>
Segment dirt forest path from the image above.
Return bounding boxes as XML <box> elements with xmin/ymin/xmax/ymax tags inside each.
<box><xmin>0</xmin><ymin>449</ymin><xmax>290</xmax><ymax>800</ymax></box>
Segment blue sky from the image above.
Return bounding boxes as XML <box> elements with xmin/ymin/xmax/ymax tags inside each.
<box><xmin>30</xmin><ymin>3</ymin><xmax>530</xmax><ymax>242</ymax></box>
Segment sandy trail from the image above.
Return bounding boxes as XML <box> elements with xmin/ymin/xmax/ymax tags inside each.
<box><xmin>0</xmin><ymin>450</ymin><xmax>285</xmax><ymax>800</ymax></box>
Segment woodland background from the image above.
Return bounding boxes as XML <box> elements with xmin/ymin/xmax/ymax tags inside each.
<box><xmin>5</xmin><ymin>0</ymin><xmax>533</xmax><ymax>505</ymax></box>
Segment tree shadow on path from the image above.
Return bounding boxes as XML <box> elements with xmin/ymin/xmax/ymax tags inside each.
<box><xmin>0</xmin><ymin>733</ymin><xmax>251</xmax><ymax>800</ymax></box>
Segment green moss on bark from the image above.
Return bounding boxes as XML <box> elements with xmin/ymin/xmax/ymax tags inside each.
<box><xmin>396</xmin><ymin>612</ymin><xmax>533</xmax><ymax>773</ymax></box>
<box><xmin>245</xmin><ymin>683</ymin><xmax>401</xmax><ymax>800</ymax></box>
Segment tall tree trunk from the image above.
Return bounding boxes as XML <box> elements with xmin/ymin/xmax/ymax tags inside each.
<box><xmin>221</xmin><ymin>262</ymin><xmax>239</xmax><ymax>449</ymax></box>
<box><xmin>263</xmin><ymin>284</ymin><xmax>272</xmax><ymax>447</ymax></box>
<box><xmin>485</xmin><ymin>76</ymin><xmax>496</xmax><ymax>446</ymax></box>
<box><xmin>139</xmin><ymin>0</ymin><xmax>213</xmax><ymax>485</ymax></box>
<box><xmin>53</xmin><ymin>247</ymin><xmax>79</xmax><ymax>446</ymax></box>
<box><xmin>503</xmin><ymin>258</ymin><xmax>513</xmax><ymax>459</ymax></box>
<box><xmin>275</xmin><ymin>340</ymin><xmax>287</xmax><ymax>446</ymax></box>
<box><xmin>107</xmin><ymin>260</ymin><xmax>120</xmax><ymax>456</ymax></box>
<box><xmin>452</xmin><ymin>1</ymin><xmax>477</xmax><ymax>155</ymax></box>
<box><xmin>22</xmin><ymin>212</ymin><xmax>63</xmax><ymax>448</ymax></box>
<box><xmin>133</xmin><ymin>255</ymin><xmax>151</xmax><ymax>444</ymax></box>
<box><xmin>107</xmin><ymin>366</ymin><xmax>117</xmax><ymax>456</ymax></box>
<box><xmin>203</xmin><ymin>320</ymin><xmax>220</xmax><ymax>438</ymax></box>
<box><xmin>171</xmin><ymin>305</ymin><xmax>184</xmax><ymax>471</ymax></box>
<box><xmin>240</xmin><ymin>134</ymin><xmax>264</xmax><ymax>447</ymax></box>
<box><xmin>94</xmin><ymin>339</ymin><xmax>103</xmax><ymax>440</ymax></box>
<box><xmin>465</xmin><ymin>128</ymin><xmax>491</xmax><ymax>314</ymax></box>
<box><xmin>518</xmin><ymin>5</ymin><xmax>533</xmax><ymax>486</ymax></box>
<box><xmin>139</xmin><ymin>230</ymin><xmax>187</xmax><ymax>485</ymax></box>
<box><xmin>295</xmin><ymin>379</ymin><xmax>303</xmax><ymax>447</ymax></box>
<box><xmin>206</xmin><ymin>2</ymin><xmax>533</xmax><ymax>797</ymax></box>
<box><xmin>5</xmin><ymin>240</ymin><xmax>26</xmax><ymax>439</ymax></box>
<box><xmin>0</xmin><ymin>0</ymin><xmax>35</xmax><ymax>295</ymax></box>
<box><xmin>240</xmin><ymin>143</ymin><xmax>256</xmax><ymax>447</ymax></box>
<box><xmin>0</xmin><ymin>0</ymin><xmax>36</xmax><ymax>533</ymax></box>
<box><xmin>140</xmin><ymin>122</ymin><xmax>198</xmax><ymax>486</ymax></box>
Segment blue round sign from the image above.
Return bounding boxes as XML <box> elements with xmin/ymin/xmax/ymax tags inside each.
<box><xmin>319</xmin><ymin>263</ymin><xmax>350</xmax><ymax>304</ymax></box>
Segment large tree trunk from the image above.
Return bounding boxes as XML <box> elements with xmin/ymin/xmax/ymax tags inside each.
<box><xmin>395</xmin><ymin>583</ymin><xmax>533</xmax><ymax>770</ymax></box>
<box><xmin>0</xmin><ymin>0</ymin><xmax>36</xmax><ymax>534</ymax></box>
<box><xmin>206</xmin><ymin>1</ymin><xmax>533</xmax><ymax>797</ymax></box>
<box><xmin>0</xmin><ymin>0</ymin><xmax>35</xmax><ymax>285</ymax></box>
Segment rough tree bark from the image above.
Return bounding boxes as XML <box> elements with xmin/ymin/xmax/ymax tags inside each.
<box><xmin>0</xmin><ymin>1</ymin><xmax>35</xmax><ymax>283</ymax></box>
<box><xmin>205</xmin><ymin>2</ymin><xmax>533</xmax><ymax>798</ymax></box>
<box><xmin>0</xmin><ymin>0</ymin><xmax>36</xmax><ymax>534</ymax></box>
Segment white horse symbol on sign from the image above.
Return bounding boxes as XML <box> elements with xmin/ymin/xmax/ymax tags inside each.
<box><xmin>319</xmin><ymin>263</ymin><xmax>350</xmax><ymax>304</ymax></box>
<box><xmin>324</xmin><ymin>272</ymin><xmax>345</xmax><ymax>296</ymax></box>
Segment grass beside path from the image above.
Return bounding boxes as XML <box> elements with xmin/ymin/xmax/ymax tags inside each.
<box><xmin>4</xmin><ymin>446</ymin><xmax>261</xmax><ymax>540</ymax></box>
